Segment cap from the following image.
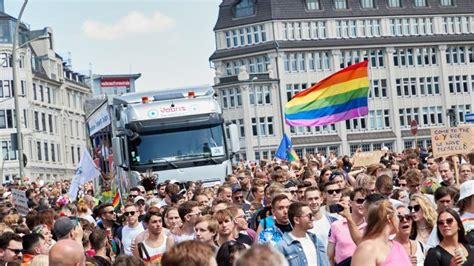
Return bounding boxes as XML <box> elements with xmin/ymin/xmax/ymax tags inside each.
<box><xmin>459</xmin><ymin>180</ymin><xmax>474</xmax><ymax>201</ymax></box>
<box><xmin>53</xmin><ymin>217</ymin><xmax>75</xmax><ymax>239</ymax></box>
<box><xmin>2</xmin><ymin>191</ymin><xmax>11</xmax><ymax>199</ymax></box>
<box><xmin>231</xmin><ymin>184</ymin><xmax>242</xmax><ymax>193</ymax></box>
<box><xmin>284</xmin><ymin>180</ymin><xmax>298</xmax><ymax>189</ymax></box>
<box><xmin>134</xmin><ymin>196</ymin><xmax>146</xmax><ymax>204</ymax></box>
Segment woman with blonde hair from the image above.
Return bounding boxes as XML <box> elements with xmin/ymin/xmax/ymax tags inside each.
<box><xmin>351</xmin><ymin>199</ymin><xmax>411</xmax><ymax>266</ymax></box>
<box><xmin>355</xmin><ymin>173</ymin><xmax>376</xmax><ymax>192</ymax></box>
<box><xmin>409</xmin><ymin>193</ymin><xmax>437</xmax><ymax>244</ymax></box>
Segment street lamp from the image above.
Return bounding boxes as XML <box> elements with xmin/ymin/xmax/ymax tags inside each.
<box><xmin>12</xmin><ymin>0</ymin><xmax>29</xmax><ymax>180</ymax></box>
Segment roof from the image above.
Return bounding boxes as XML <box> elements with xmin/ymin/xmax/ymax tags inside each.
<box><xmin>113</xmin><ymin>85</ymin><xmax>214</xmax><ymax>105</ymax></box>
<box><xmin>214</xmin><ymin>0</ymin><xmax>474</xmax><ymax>30</ymax></box>
<box><xmin>210</xmin><ymin>34</ymin><xmax>474</xmax><ymax>60</ymax></box>
<box><xmin>93</xmin><ymin>74</ymin><xmax>142</xmax><ymax>80</ymax></box>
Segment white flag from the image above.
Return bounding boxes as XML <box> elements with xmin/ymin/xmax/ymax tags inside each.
<box><xmin>67</xmin><ymin>148</ymin><xmax>101</xmax><ymax>200</ymax></box>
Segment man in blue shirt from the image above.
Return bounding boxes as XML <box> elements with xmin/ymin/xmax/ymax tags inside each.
<box><xmin>257</xmin><ymin>194</ymin><xmax>292</xmax><ymax>244</ymax></box>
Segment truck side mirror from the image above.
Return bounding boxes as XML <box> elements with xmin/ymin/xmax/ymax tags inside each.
<box><xmin>112</xmin><ymin>137</ymin><xmax>124</xmax><ymax>166</ymax></box>
<box><xmin>228</xmin><ymin>124</ymin><xmax>240</xmax><ymax>153</ymax></box>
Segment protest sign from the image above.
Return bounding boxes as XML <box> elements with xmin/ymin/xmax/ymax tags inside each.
<box><xmin>12</xmin><ymin>189</ymin><xmax>29</xmax><ymax>216</ymax></box>
<box><xmin>353</xmin><ymin>150</ymin><xmax>384</xmax><ymax>167</ymax></box>
<box><xmin>430</xmin><ymin>126</ymin><xmax>474</xmax><ymax>157</ymax></box>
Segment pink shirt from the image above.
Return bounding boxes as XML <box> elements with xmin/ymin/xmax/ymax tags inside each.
<box><xmin>328</xmin><ymin>219</ymin><xmax>366</xmax><ymax>264</ymax></box>
<box><xmin>380</xmin><ymin>240</ymin><xmax>411</xmax><ymax>266</ymax></box>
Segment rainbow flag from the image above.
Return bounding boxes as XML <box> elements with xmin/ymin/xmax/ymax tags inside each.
<box><xmin>112</xmin><ymin>190</ymin><xmax>121</xmax><ymax>210</ymax></box>
<box><xmin>285</xmin><ymin>61</ymin><xmax>369</xmax><ymax>127</ymax></box>
<box><xmin>275</xmin><ymin>133</ymin><xmax>300</xmax><ymax>162</ymax></box>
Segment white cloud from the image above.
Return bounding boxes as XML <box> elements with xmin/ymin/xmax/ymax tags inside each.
<box><xmin>82</xmin><ymin>11</ymin><xmax>174</xmax><ymax>40</ymax></box>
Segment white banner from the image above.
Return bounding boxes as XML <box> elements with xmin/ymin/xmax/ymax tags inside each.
<box><xmin>12</xmin><ymin>189</ymin><xmax>29</xmax><ymax>216</ymax></box>
<box><xmin>87</xmin><ymin>104</ymin><xmax>110</xmax><ymax>136</ymax></box>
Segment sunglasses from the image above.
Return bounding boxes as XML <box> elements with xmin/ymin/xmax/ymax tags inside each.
<box><xmin>399</xmin><ymin>184</ymin><xmax>407</xmax><ymax>187</ymax></box>
<box><xmin>326</xmin><ymin>189</ymin><xmax>342</xmax><ymax>195</ymax></box>
<box><xmin>397</xmin><ymin>214</ymin><xmax>412</xmax><ymax>222</ymax></box>
<box><xmin>7</xmin><ymin>248</ymin><xmax>22</xmax><ymax>255</ymax></box>
<box><xmin>124</xmin><ymin>211</ymin><xmax>136</xmax><ymax>217</ymax></box>
<box><xmin>106</xmin><ymin>210</ymin><xmax>115</xmax><ymax>215</ymax></box>
<box><xmin>437</xmin><ymin>218</ymin><xmax>455</xmax><ymax>226</ymax></box>
<box><xmin>289</xmin><ymin>190</ymin><xmax>298</xmax><ymax>194</ymax></box>
<box><xmin>408</xmin><ymin>205</ymin><xmax>421</xmax><ymax>213</ymax></box>
<box><xmin>299</xmin><ymin>213</ymin><xmax>314</xmax><ymax>219</ymax></box>
<box><xmin>129</xmin><ymin>195</ymin><xmax>138</xmax><ymax>198</ymax></box>
<box><xmin>355</xmin><ymin>198</ymin><xmax>366</xmax><ymax>204</ymax></box>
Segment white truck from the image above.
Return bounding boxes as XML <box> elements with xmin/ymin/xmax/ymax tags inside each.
<box><xmin>111</xmin><ymin>86</ymin><xmax>240</xmax><ymax>188</ymax></box>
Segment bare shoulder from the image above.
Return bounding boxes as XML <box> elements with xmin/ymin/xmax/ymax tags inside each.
<box><xmin>356</xmin><ymin>239</ymin><xmax>379</xmax><ymax>250</ymax></box>
<box><xmin>352</xmin><ymin>240</ymin><xmax>378</xmax><ymax>266</ymax></box>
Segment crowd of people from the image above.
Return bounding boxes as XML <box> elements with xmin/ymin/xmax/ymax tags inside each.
<box><xmin>0</xmin><ymin>147</ymin><xmax>472</xmax><ymax>266</ymax></box>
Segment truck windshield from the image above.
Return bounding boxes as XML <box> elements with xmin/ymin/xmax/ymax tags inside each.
<box><xmin>130</xmin><ymin>124</ymin><xmax>226</xmax><ymax>165</ymax></box>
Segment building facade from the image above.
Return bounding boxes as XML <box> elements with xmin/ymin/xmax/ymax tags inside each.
<box><xmin>210</xmin><ymin>0</ymin><xmax>474</xmax><ymax>161</ymax></box>
<box><xmin>0</xmin><ymin>11</ymin><xmax>91</xmax><ymax>183</ymax></box>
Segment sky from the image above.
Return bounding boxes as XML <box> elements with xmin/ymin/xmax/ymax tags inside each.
<box><xmin>5</xmin><ymin>0</ymin><xmax>221</xmax><ymax>92</ymax></box>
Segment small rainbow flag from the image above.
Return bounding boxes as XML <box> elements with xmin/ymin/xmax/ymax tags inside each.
<box><xmin>285</xmin><ymin>61</ymin><xmax>369</xmax><ymax>126</ymax></box>
<box><xmin>112</xmin><ymin>191</ymin><xmax>121</xmax><ymax>210</ymax></box>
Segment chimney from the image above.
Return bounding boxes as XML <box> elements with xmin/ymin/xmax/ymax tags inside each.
<box><xmin>0</xmin><ymin>0</ymin><xmax>4</xmax><ymax>13</ymax></box>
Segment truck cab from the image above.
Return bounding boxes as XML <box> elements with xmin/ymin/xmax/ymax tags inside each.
<box><xmin>111</xmin><ymin>86</ymin><xmax>239</xmax><ymax>187</ymax></box>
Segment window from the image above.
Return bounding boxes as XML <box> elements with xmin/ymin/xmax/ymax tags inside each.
<box><xmin>41</xmin><ymin>113</ymin><xmax>46</xmax><ymax>132</ymax></box>
<box><xmin>286</xmin><ymin>84</ymin><xmax>303</xmax><ymax>101</ymax></box>
<box><xmin>370</xmin><ymin>79</ymin><xmax>388</xmax><ymax>98</ymax></box>
<box><xmin>34</xmin><ymin>111</ymin><xmax>39</xmax><ymax>130</ymax></box>
<box><xmin>37</xmin><ymin>141</ymin><xmax>42</xmax><ymax>161</ymax></box>
<box><xmin>71</xmin><ymin>146</ymin><xmax>75</xmax><ymax>165</ymax></box>
<box><xmin>340</xmin><ymin>49</ymin><xmax>384</xmax><ymax>68</ymax></box>
<box><xmin>451</xmin><ymin>104</ymin><xmax>472</xmax><ymax>123</ymax></box>
<box><xmin>387</xmin><ymin>0</ymin><xmax>401</xmax><ymax>7</ymax></box>
<box><xmin>306</xmin><ymin>0</ymin><xmax>321</xmax><ymax>10</ymax></box>
<box><xmin>44</xmin><ymin>142</ymin><xmax>49</xmax><ymax>162</ymax></box>
<box><xmin>251</xmin><ymin>118</ymin><xmax>257</xmax><ymax>136</ymax></box>
<box><xmin>251</xmin><ymin>116</ymin><xmax>274</xmax><ymax>136</ymax></box>
<box><xmin>57</xmin><ymin>144</ymin><xmax>61</xmax><ymax>162</ymax></box>
<box><xmin>360</xmin><ymin>0</ymin><xmax>375</xmax><ymax>8</ymax></box>
<box><xmin>225</xmin><ymin>32</ymin><xmax>231</xmax><ymax>48</ymax></box>
<box><xmin>334</xmin><ymin>0</ymin><xmax>348</xmax><ymax>9</ymax></box>
<box><xmin>238</xmin><ymin>119</ymin><xmax>245</xmax><ymax>137</ymax></box>
<box><xmin>48</xmin><ymin>114</ymin><xmax>53</xmax><ymax>133</ymax></box>
<box><xmin>346</xmin><ymin>117</ymin><xmax>367</xmax><ymax>131</ymax></box>
<box><xmin>234</xmin><ymin>0</ymin><xmax>255</xmax><ymax>18</ymax></box>
<box><xmin>440</xmin><ymin>0</ymin><xmax>453</xmax><ymax>6</ymax></box>
<box><xmin>51</xmin><ymin>143</ymin><xmax>55</xmax><ymax>162</ymax></box>
<box><xmin>420</xmin><ymin>106</ymin><xmax>443</xmax><ymax>126</ymax></box>
<box><xmin>39</xmin><ymin>85</ymin><xmax>44</xmax><ymax>102</ymax></box>
<box><xmin>368</xmin><ymin>109</ymin><xmax>391</xmax><ymax>129</ymax></box>
<box><xmin>446</xmin><ymin>46</ymin><xmax>467</xmax><ymax>64</ymax></box>
<box><xmin>414</xmin><ymin>0</ymin><xmax>427</xmax><ymax>6</ymax></box>
<box><xmin>448</xmin><ymin>75</ymin><xmax>469</xmax><ymax>94</ymax></box>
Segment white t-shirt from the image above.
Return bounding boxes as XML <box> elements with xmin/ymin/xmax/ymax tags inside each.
<box><xmin>121</xmin><ymin>223</ymin><xmax>145</xmax><ymax>255</ymax></box>
<box><xmin>309</xmin><ymin>216</ymin><xmax>331</xmax><ymax>249</ymax></box>
<box><xmin>290</xmin><ymin>233</ymin><xmax>318</xmax><ymax>266</ymax></box>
